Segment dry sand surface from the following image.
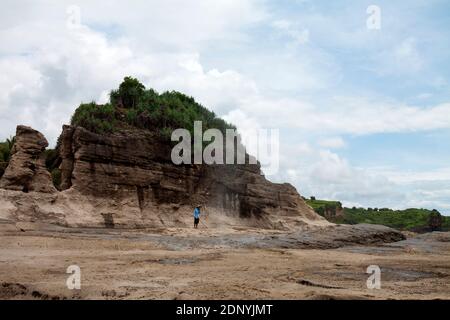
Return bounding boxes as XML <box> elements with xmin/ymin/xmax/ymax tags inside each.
<box><xmin>0</xmin><ymin>221</ymin><xmax>449</xmax><ymax>300</ymax></box>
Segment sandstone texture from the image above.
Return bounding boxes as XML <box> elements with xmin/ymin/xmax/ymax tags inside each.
<box><xmin>0</xmin><ymin>125</ymin><xmax>327</xmax><ymax>229</ymax></box>
<box><xmin>0</xmin><ymin>126</ymin><xmax>55</xmax><ymax>194</ymax></box>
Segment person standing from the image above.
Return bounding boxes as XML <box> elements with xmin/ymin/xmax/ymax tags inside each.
<box><xmin>193</xmin><ymin>205</ymin><xmax>201</xmax><ymax>228</ymax></box>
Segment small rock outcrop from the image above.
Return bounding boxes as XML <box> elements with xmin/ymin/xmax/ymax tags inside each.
<box><xmin>0</xmin><ymin>126</ymin><xmax>55</xmax><ymax>193</ymax></box>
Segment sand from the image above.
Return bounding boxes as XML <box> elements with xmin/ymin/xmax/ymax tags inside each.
<box><xmin>0</xmin><ymin>221</ymin><xmax>449</xmax><ymax>300</ymax></box>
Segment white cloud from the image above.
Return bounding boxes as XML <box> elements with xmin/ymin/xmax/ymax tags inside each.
<box><xmin>229</xmin><ymin>94</ymin><xmax>450</xmax><ymax>135</ymax></box>
<box><xmin>0</xmin><ymin>24</ymin><xmax>141</xmax><ymax>143</ymax></box>
<box><xmin>277</xmin><ymin>147</ymin><xmax>450</xmax><ymax>213</ymax></box>
<box><xmin>275</xmin><ymin>122</ymin><xmax>449</xmax><ymax>214</ymax></box>
<box><xmin>157</xmin><ymin>55</ymin><xmax>259</xmax><ymax>116</ymax></box>
<box><xmin>276</xmin><ymin>147</ymin><xmax>400</xmax><ymax>204</ymax></box>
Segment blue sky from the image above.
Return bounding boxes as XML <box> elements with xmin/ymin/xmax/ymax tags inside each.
<box><xmin>0</xmin><ymin>0</ymin><xmax>449</xmax><ymax>214</ymax></box>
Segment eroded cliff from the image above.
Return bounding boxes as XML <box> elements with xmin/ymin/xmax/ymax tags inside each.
<box><xmin>0</xmin><ymin>124</ymin><xmax>326</xmax><ymax>229</ymax></box>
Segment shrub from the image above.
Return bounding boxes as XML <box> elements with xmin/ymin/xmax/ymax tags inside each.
<box><xmin>117</xmin><ymin>76</ymin><xmax>145</xmax><ymax>108</ymax></box>
<box><xmin>69</xmin><ymin>76</ymin><xmax>236</xmax><ymax>139</ymax></box>
<box><xmin>71</xmin><ymin>102</ymin><xmax>116</xmax><ymax>134</ymax></box>
<box><xmin>159</xmin><ymin>127</ymin><xmax>173</xmax><ymax>140</ymax></box>
<box><xmin>0</xmin><ymin>136</ymin><xmax>15</xmax><ymax>163</ymax></box>
<box><xmin>428</xmin><ymin>210</ymin><xmax>443</xmax><ymax>231</ymax></box>
<box><xmin>45</xmin><ymin>149</ymin><xmax>60</xmax><ymax>171</ymax></box>
<box><xmin>126</xmin><ymin>109</ymin><xmax>139</xmax><ymax>125</ymax></box>
<box><xmin>51</xmin><ymin>168</ymin><xmax>62</xmax><ymax>190</ymax></box>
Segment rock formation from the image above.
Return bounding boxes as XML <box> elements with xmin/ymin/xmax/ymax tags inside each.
<box><xmin>0</xmin><ymin>78</ymin><xmax>407</xmax><ymax>246</ymax></box>
<box><xmin>0</xmin><ymin>126</ymin><xmax>55</xmax><ymax>194</ymax></box>
<box><xmin>0</xmin><ymin>124</ymin><xmax>326</xmax><ymax>229</ymax></box>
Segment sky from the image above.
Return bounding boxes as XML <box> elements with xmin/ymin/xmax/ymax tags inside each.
<box><xmin>0</xmin><ymin>0</ymin><xmax>449</xmax><ymax>214</ymax></box>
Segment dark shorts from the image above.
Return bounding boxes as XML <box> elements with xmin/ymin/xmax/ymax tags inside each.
<box><xmin>194</xmin><ymin>217</ymin><xmax>199</xmax><ymax>225</ymax></box>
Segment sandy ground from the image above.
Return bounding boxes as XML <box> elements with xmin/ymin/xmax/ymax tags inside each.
<box><xmin>0</xmin><ymin>221</ymin><xmax>449</xmax><ymax>300</ymax></box>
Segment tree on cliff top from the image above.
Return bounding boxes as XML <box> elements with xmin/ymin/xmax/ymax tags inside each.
<box><xmin>111</xmin><ymin>76</ymin><xmax>145</xmax><ymax>108</ymax></box>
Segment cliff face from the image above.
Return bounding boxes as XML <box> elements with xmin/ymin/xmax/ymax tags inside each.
<box><xmin>0</xmin><ymin>125</ymin><xmax>326</xmax><ymax>229</ymax></box>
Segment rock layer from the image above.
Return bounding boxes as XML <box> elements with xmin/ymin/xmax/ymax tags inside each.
<box><xmin>0</xmin><ymin>124</ymin><xmax>326</xmax><ymax>229</ymax></box>
<box><xmin>56</xmin><ymin>125</ymin><xmax>324</xmax><ymax>229</ymax></box>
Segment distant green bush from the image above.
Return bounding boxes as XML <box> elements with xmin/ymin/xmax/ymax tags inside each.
<box><xmin>443</xmin><ymin>216</ymin><xmax>450</xmax><ymax>230</ymax></box>
<box><xmin>305</xmin><ymin>199</ymin><xmax>342</xmax><ymax>218</ymax></box>
<box><xmin>428</xmin><ymin>209</ymin><xmax>443</xmax><ymax>231</ymax></box>
<box><xmin>341</xmin><ymin>207</ymin><xmax>439</xmax><ymax>230</ymax></box>
<box><xmin>306</xmin><ymin>198</ymin><xmax>450</xmax><ymax>232</ymax></box>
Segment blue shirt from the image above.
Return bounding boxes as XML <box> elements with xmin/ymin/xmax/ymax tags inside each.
<box><xmin>194</xmin><ymin>207</ymin><xmax>200</xmax><ymax>219</ymax></box>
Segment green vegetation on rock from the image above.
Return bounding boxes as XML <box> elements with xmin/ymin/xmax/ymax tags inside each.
<box><xmin>304</xmin><ymin>197</ymin><xmax>343</xmax><ymax>217</ymax></box>
<box><xmin>0</xmin><ymin>137</ymin><xmax>15</xmax><ymax>178</ymax></box>
<box><xmin>71</xmin><ymin>76</ymin><xmax>235</xmax><ymax>137</ymax></box>
<box><xmin>71</xmin><ymin>102</ymin><xmax>116</xmax><ymax>134</ymax></box>
<box><xmin>0</xmin><ymin>137</ymin><xmax>15</xmax><ymax>162</ymax></box>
